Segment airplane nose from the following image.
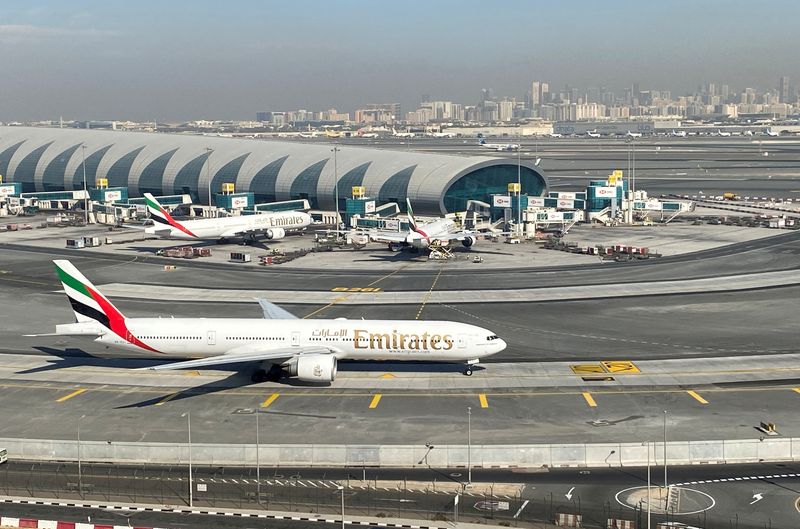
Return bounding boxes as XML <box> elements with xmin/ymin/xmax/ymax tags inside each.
<box><xmin>497</xmin><ymin>339</ymin><xmax>507</xmax><ymax>352</ymax></box>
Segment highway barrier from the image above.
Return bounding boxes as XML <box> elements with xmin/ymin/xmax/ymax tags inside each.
<box><xmin>1</xmin><ymin>437</ymin><xmax>799</xmax><ymax>468</ymax></box>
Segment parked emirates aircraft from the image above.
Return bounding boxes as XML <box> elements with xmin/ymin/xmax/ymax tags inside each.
<box><xmin>29</xmin><ymin>261</ymin><xmax>506</xmax><ymax>382</ymax></box>
<box><xmin>671</xmin><ymin>129</ymin><xmax>687</xmax><ymax>138</ymax></box>
<box><xmin>368</xmin><ymin>199</ymin><xmax>483</xmax><ymax>251</ymax></box>
<box><xmin>141</xmin><ymin>193</ymin><xmax>311</xmax><ymax>242</ymax></box>
<box><xmin>477</xmin><ymin>135</ymin><xmax>520</xmax><ymax>151</ymax></box>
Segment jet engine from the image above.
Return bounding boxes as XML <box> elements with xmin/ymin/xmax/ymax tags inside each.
<box><xmin>287</xmin><ymin>354</ymin><xmax>337</xmax><ymax>382</ymax></box>
<box><xmin>461</xmin><ymin>236</ymin><xmax>477</xmax><ymax>248</ymax></box>
<box><xmin>265</xmin><ymin>228</ymin><xmax>286</xmax><ymax>240</ymax></box>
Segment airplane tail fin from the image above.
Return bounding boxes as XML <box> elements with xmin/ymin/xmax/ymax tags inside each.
<box><xmin>53</xmin><ymin>260</ymin><xmax>126</xmax><ymax>326</ymax></box>
<box><xmin>143</xmin><ymin>193</ymin><xmax>196</xmax><ymax>237</ymax></box>
<box><xmin>406</xmin><ymin>198</ymin><xmax>419</xmax><ymax>232</ymax></box>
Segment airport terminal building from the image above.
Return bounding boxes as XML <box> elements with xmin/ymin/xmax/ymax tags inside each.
<box><xmin>0</xmin><ymin>127</ymin><xmax>547</xmax><ymax>214</ymax></box>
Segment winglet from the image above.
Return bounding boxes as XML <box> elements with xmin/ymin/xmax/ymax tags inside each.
<box><xmin>256</xmin><ymin>298</ymin><xmax>298</xmax><ymax>319</ymax></box>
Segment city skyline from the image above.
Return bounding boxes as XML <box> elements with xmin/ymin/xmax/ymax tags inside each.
<box><xmin>1</xmin><ymin>0</ymin><xmax>799</xmax><ymax>121</ymax></box>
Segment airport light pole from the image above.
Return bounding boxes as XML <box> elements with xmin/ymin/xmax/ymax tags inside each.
<box><xmin>337</xmin><ymin>485</ymin><xmax>345</xmax><ymax>529</ymax></box>
<box><xmin>205</xmin><ymin>147</ymin><xmax>213</xmax><ymax>216</ymax></box>
<box><xmin>644</xmin><ymin>441</ymin><xmax>651</xmax><ymax>529</ymax></box>
<box><xmin>81</xmin><ymin>145</ymin><xmax>89</xmax><ymax>225</ymax></box>
<box><xmin>331</xmin><ymin>146</ymin><xmax>340</xmax><ymax>232</ymax></box>
<box><xmin>467</xmin><ymin>406</ymin><xmax>472</xmax><ymax>485</ymax></box>
<box><xmin>517</xmin><ymin>145</ymin><xmax>522</xmax><ymax>237</ymax></box>
<box><xmin>182</xmin><ymin>412</ymin><xmax>193</xmax><ymax>507</ymax></box>
<box><xmin>663</xmin><ymin>410</ymin><xmax>668</xmax><ymax>489</ymax></box>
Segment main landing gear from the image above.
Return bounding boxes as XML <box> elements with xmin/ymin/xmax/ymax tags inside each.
<box><xmin>463</xmin><ymin>366</ymin><xmax>473</xmax><ymax>376</ymax></box>
<box><xmin>251</xmin><ymin>364</ymin><xmax>284</xmax><ymax>383</ymax></box>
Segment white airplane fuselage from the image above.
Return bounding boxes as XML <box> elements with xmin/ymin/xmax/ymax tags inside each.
<box><xmin>68</xmin><ymin>318</ymin><xmax>506</xmax><ymax>363</ymax></box>
<box><xmin>145</xmin><ymin>211</ymin><xmax>311</xmax><ymax>240</ymax></box>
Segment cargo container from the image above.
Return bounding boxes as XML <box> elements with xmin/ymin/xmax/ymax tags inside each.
<box><xmin>66</xmin><ymin>239</ymin><xmax>85</xmax><ymax>249</ymax></box>
<box><xmin>230</xmin><ymin>252</ymin><xmax>251</xmax><ymax>263</ymax></box>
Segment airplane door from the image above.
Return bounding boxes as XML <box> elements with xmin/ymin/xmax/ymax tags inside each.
<box><xmin>207</xmin><ymin>330</ymin><xmax>216</xmax><ymax>346</ymax></box>
<box><xmin>291</xmin><ymin>331</ymin><xmax>300</xmax><ymax>347</ymax></box>
<box><xmin>457</xmin><ymin>335</ymin><xmax>467</xmax><ymax>348</ymax></box>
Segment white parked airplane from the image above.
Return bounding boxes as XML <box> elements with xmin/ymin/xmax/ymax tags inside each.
<box><xmin>141</xmin><ymin>193</ymin><xmax>311</xmax><ymax>242</ymax></box>
<box><xmin>427</xmin><ymin>131</ymin><xmax>456</xmax><ymax>138</ymax></box>
<box><xmin>764</xmin><ymin>128</ymin><xmax>780</xmax><ymax>137</ymax></box>
<box><xmin>625</xmin><ymin>130</ymin><xmax>642</xmax><ymax>139</ymax></box>
<box><xmin>548</xmin><ymin>133</ymin><xmax>563</xmax><ymax>138</ymax></box>
<box><xmin>392</xmin><ymin>128</ymin><xmax>416</xmax><ymax>138</ymax></box>
<box><xmin>671</xmin><ymin>130</ymin><xmax>687</xmax><ymax>137</ymax></box>
<box><xmin>585</xmin><ymin>130</ymin><xmax>601</xmax><ymax>138</ymax></box>
<box><xmin>717</xmin><ymin>129</ymin><xmax>732</xmax><ymax>137</ymax></box>
<box><xmin>369</xmin><ymin>199</ymin><xmax>483</xmax><ymax>251</ymax></box>
<box><xmin>30</xmin><ymin>260</ymin><xmax>506</xmax><ymax>381</ymax></box>
<box><xmin>477</xmin><ymin>136</ymin><xmax>520</xmax><ymax>151</ymax></box>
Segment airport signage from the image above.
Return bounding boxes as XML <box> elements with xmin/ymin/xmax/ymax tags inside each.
<box><xmin>595</xmin><ymin>187</ymin><xmax>617</xmax><ymax>198</ymax></box>
<box><xmin>633</xmin><ymin>200</ymin><xmax>664</xmax><ymax>211</ymax></box>
<box><xmin>364</xmin><ymin>200</ymin><xmax>376</xmax><ymax>214</ymax></box>
<box><xmin>0</xmin><ymin>184</ymin><xmax>16</xmax><ymax>197</ymax></box>
<box><xmin>493</xmin><ymin>195</ymin><xmax>512</xmax><ymax>207</ymax></box>
<box><xmin>384</xmin><ymin>219</ymin><xmax>399</xmax><ymax>230</ymax></box>
<box><xmin>557</xmin><ymin>199</ymin><xmax>575</xmax><ymax>209</ymax></box>
<box><xmin>230</xmin><ymin>196</ymin><xmax>249</xmax><ymax>209</ymax></box>
<box><xmin>555</xmin><ymin>192</ymin><xmax>576</xmax><ymax>200</ymax></box>
<box><xmin>528</xmin><ymin>197</ymin><xmax>546</xmax><ymax>207</ymax></box>
<box><xmin>537</xmin><ymin>211</ymin><xmax>564</xmax><ymax>221</ymax></box>
<box><xmin>104</xmin><ymin>190</ymin><xmax>123</xmax><ymax>202</ymax></box>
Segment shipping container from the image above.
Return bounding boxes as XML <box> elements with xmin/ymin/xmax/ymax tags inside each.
<box><xmin>66</xmin><ymin>239</ymin><xmax>85</xmax><ymax>249</ymax></box>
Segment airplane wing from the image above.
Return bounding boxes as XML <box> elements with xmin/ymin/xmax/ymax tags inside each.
<box><xmin>367</xmin><ymin>231</ymin><xmax>408</xmax><ymax>244</ymax></box>
<box><xmin>144</xmin><ymin>345</ymin><xmax>334</xmax><ymax>371</ymax></box>
<box><xmin>256</xmin><ymin>298</ymin><xmax>298</xmax><ymax>319</ymax></box>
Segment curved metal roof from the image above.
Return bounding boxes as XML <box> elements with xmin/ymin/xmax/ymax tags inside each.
<box><xmin>0</xmin><ymin>126</ymin><xmax>547</xmax><ymax>214</ymax></box>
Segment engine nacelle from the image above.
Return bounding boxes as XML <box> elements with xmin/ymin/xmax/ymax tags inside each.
<box><xmin>461</xmin><ymin>236</ymin><xmax>477</xmax><ymax>248</ymax></box>
<box><xmin>265</xmin><ymin>227</ymin><xmax>286</xmax><ymax>240</ymax></box>
<box><xmin>287</xmin><ymin>354</ymin><xmax>337</xmax><ymax>382</ymax></box>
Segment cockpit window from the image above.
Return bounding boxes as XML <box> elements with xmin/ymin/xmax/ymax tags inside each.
<box><xmin>486</xmin><ymin>335</ymin><xmax>499</xmax><ymax>341</ymax></box>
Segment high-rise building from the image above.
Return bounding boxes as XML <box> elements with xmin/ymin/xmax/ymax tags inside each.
<box><xmin>779</xmin><ymin>76</ymin><xmax>790</xmax><ymax>103</ymax></box>
<box><xmin>498</xmin><ymin>100</ymin><xmax>514</xmax><ymax>122</ymax></box>
<box><xmin>530</xmin><ymin>81</ymin><xmax>541</xmax><ymax>106</ymax></box>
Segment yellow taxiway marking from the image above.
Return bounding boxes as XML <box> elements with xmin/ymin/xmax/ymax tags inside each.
<box><xmin>793</xmin><ymin>388</ymin><xmax>800</xmax><ymax>394</ymax></box>
<box><xmin>601</xmin><ymin>361</ymin><xmax>640</xmax><ymax>374</ymax></box>
<box><xmin>261</xmin><ymin>393</ymin><xmax>280</xmax><ymax>408</ymax></box>
<box><xmin>379</xmin><ymin>373</ymin><xmax>396</xmax><ymax>379</ymax></box>
<box><xmin>416</xmin><ymin>265</ymin><xmax>444</xmax><ymax>320</ymax></box>
<box><xmin>304</xmin><ymin>265</ymin><xmax>406</xmax><ymax>319</ymax></box>
<box><xmin>582</xmin><ymin>392</ymin><xmax>597</xmax><ymax>408</ymax></box>
<box><xmin>369</xmin><ymin>394</ymin><xmax>382</xmax><ymax>409</ymax></box>
<box><xmin>687</xmin><ymin>390</ymin><xmax>709</xmax><ymax>404</ymax></box>
<box><xmin>331</xmin><ymin>287</ymin><xmax>382</xmax><ymax>292</ymax></box>
<box><xmin>155</xmin><ymin>392</ymin><xmax>179</xmax><ymax>406</ymax></box>
<box><xmin>56</xmin><ymin>388</ymin><xmax>87</xmax><ymax>402</ymax></box>
<box><xmin>570</xmin><ymin>364</ymin><xmax>606</xmax><ymax>375</ymax></box>
<box><xmin>478</xmin><ymin>394</ymin><xmax>489</xmax><ymax>408</ymax></box>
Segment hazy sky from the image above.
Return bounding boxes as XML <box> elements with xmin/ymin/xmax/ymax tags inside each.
<box><xmin>1</xmin><ymin>0</ymin><xmax>799</xmax><ymax>121</ymax></box>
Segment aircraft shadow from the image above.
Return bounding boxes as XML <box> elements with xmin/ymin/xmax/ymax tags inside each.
<box><xmin>116</xmin><ymin>368</ymin><xmax>256</xmax><ymax>408</ymax></box>
<box><xmin>22</xmin><ymin>347</ymin><xmax>161</xmax><ymax>374</ymax></box>
<box><xmin>339</xmin><ymin>360</ymin><xmax>483</xmax><ymax>375</ymax></box>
